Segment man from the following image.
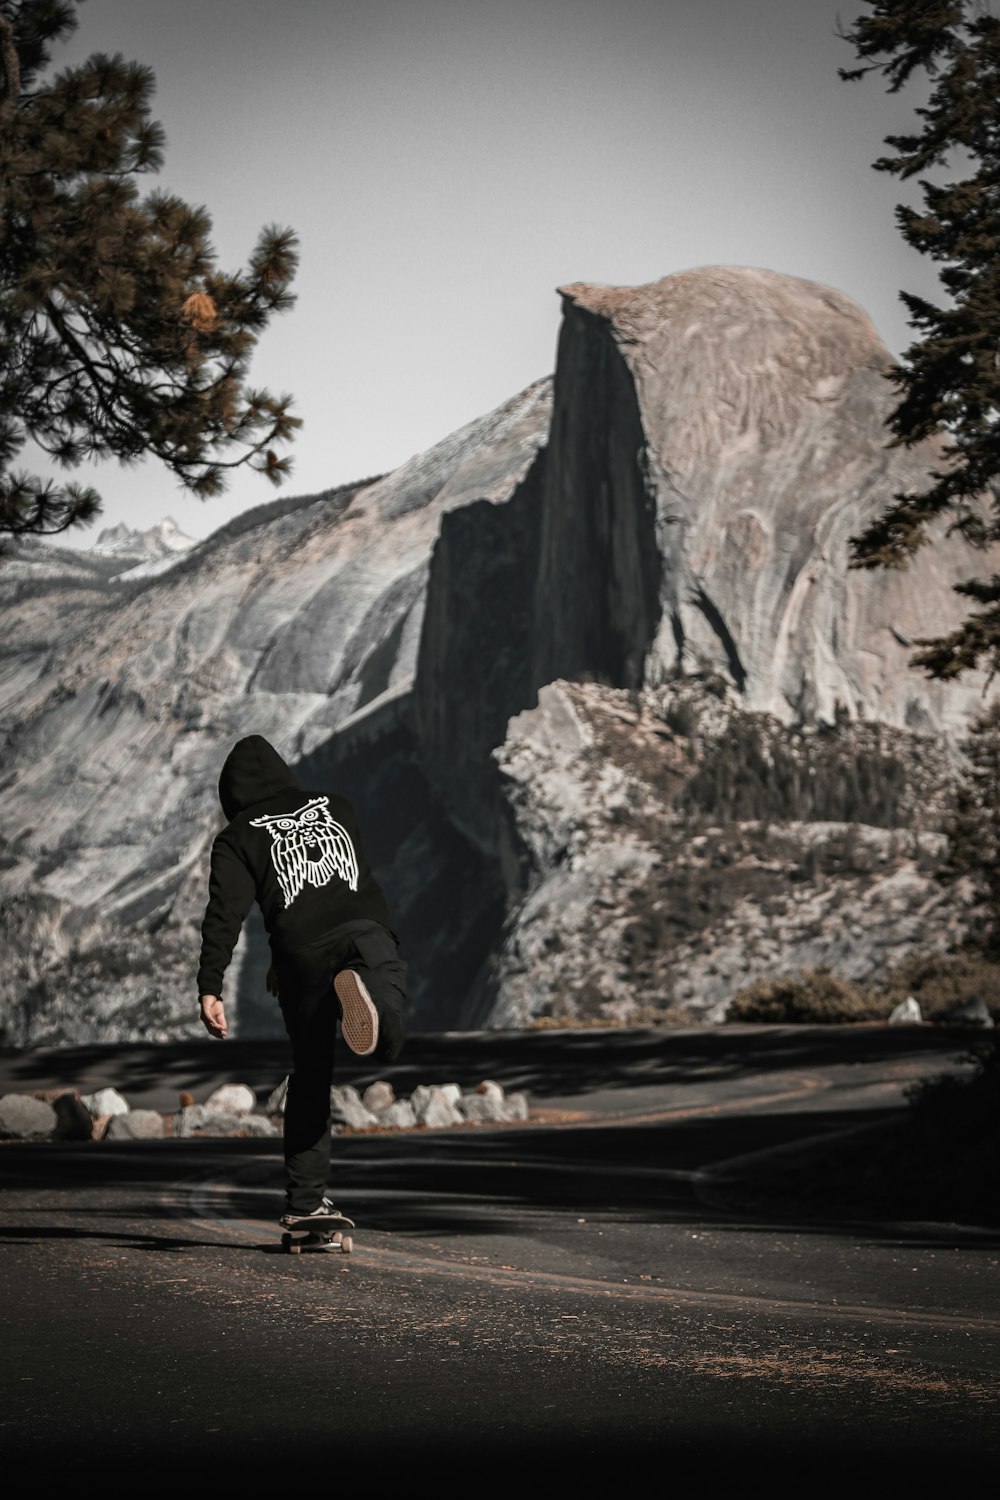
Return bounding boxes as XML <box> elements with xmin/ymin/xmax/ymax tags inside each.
<box><xmin>196</xmin><ymin>734</ymin><xmax>406</xmax><ymax>1232</ymax></box>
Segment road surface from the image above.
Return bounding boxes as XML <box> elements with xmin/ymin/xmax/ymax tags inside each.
<box><xmin>1</xmin><ymin>1025</ymin><xmax>998</xmax><ymax>1477</ymax></box>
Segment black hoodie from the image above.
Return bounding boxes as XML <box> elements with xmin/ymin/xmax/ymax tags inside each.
<box><xmin>196</xmin><ymin>735</ymin><xmax>395</xmax><ymax>1001</ymax></box>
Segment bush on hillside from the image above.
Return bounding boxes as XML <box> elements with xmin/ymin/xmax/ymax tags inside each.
<box><xmin>872</xmin><ymin>949</ymin><xmax>1000</xmax><ymax>1022</ymax></box>
<box><xmin>726</xmin><ymin>965</ymin><xmax>876</xmax><ymax>1023</ymax></box>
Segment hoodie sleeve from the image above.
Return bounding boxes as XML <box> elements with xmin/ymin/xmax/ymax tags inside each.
<box><xmin>196</xmin><ymin>830</ymin><xmax>257</xmax><ymax>1002</ymax></box>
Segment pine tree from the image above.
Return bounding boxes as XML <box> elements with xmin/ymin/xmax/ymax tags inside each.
<box><xmin>940</xmin><ymin>696</ymin><xmax>1000</xmax><ymax>950</ymax></box>
<box><xmin>0</xmin><ymin>0</ymin><xmax>299</xmax><ymax>539</ymax></box>
<box><xmin>839</xmin><ymin>1</ymin><xmax>1000</xmax><ymax>678</ymax></box>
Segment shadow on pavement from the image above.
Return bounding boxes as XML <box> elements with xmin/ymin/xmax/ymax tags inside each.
<box><xmin>4</xmin><ymin>1105</ymin><xmax>999</xmax><ymax>1249</ymax></box>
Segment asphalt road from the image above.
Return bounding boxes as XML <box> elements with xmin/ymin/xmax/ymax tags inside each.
<box><xmin>2</xmin><ymin>1025</ymin><xmax>998</xmax><ymax>1478</ymax></box>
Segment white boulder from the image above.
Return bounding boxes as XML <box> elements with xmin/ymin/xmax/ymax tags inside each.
<box><xmin>888</xmin><ymin>996</ymin><xmax>922</xmax><ymax>1026</ymax></box>
<box><xmin>376</xmin><ymin>1099</ymin><xmax>417</xmax><ymax>1130</ymax></box>
<box><xmin>0</xmin><ymin>1093</ymin><xmax>57</xmax><ymax>1140</ymax></box>
<box><xmin>174</xmin><ymin>1105</ymin><xmax>276</xmax><ymax>1137</ymax></box>
<box><xmin>456</xmin><ymin>1085</ymin><xmax>529</xmax><ymax>1124</ymax></box>
<box><xmin>330</xmin><ymin>1085</ymin><xmax>377</xmax><ymax>1130</ymax></box>
<box><xmin>81</xmin><ymin>1087</ymin><xmax>129</xmax><ymax>1118</ymax></box>
<box><xmin>461</xmin><ymin>1091</ymin><xmax>508</xmax><ymax>1124</ymax></box>
<box><xmin>266</xmin><ymin>1077</ymin><xmax>289</xmax><ymax>1114</ymax></box>
<box><xmin>362</xmin><ymin>1081</ymin><xmax>395</xmax><ymax>1113</ymax></box>
<box><xmin>204</xmin><ymin>1084</ymin><xmax>257</xmax><ymax>1115</ymax></box>
<box><xmin>107</xmin><ymin>1108</ymin><xmax>165</xmax><ymax>1139</ymax></box>
<box><xmin>411</xmin><ymin>1084</ymin><xmax>464</xmax><ymax>1128</ymax></box>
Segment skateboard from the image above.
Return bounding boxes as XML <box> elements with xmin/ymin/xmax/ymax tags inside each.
<box><xmin>279</xmin><ymin>1209</ymin><xmax>355</xmax><ymax>1255</ymax></box>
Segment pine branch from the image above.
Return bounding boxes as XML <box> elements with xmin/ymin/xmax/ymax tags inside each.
<box><xmin>0</xmin><ymin>13</ymin><xmax>18</xmax><ymax>129</ymax></box>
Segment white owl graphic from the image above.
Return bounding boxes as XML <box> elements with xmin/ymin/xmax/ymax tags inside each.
<box><xmin>249</xmin><ymin>796</ymin><xmax>359</xmax><ymax>909</ymax></box>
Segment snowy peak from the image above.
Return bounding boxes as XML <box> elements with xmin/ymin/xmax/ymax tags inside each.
<box><xmin>91</xmin><ymin>516</ymin><xmax>196</xmax><ymax>561</ymax></box>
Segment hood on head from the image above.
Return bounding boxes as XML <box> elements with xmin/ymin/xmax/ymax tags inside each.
<box><xmin>218</xmin><ymin>735</ymin><xmax>301</xmax><ymax>820</ymax></box>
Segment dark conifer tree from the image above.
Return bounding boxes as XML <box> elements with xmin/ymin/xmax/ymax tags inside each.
<box><xmin>940</xmin><ymin>696</ymin><xmax>1000</xmax><ymax>950</ymax></box>
<box><xmin>0</xmin><ymin>0</ymin><xmax>299</xmax><ymax>538</ymax></box>
<box><xmin>839</xmin><ymin>1</ymin><xmax>1000</xmax><ymax>678</ymax></box>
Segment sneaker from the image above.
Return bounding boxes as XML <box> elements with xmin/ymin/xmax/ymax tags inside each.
<box><xmin>334</xmin><ymin>968</ymin><xmax>379</xmax><ymax>1056</ymax></box>
<box><xmin>279</xmin><ymin>1196</ymin><xmax>346</xmax><ymax>1228</ymax></box>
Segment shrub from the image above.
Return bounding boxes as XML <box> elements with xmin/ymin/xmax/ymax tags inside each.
<box><xmin>727</xmin><ymin>965</ymin><xmax>876</xmax><ymax>1023</ymax></box>
<box><xmin>872</xmin><ymin>949</ymin><xmax>1000</xmax><ymax>1021</ymax></box>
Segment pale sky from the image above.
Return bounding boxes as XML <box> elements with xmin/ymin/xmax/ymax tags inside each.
<box><xmin>41</xmin><ymin>0</ymin><xmax>953</xmax><ymax>544</ymax></box>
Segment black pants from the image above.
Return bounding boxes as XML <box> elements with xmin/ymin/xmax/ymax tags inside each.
<box><xmin>272</xmin><ymin>921</ymin><xmax>406</xmax><ymax>1214</ymax></box>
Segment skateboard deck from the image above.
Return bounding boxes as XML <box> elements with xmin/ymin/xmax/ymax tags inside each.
<box><xmin>279</xmin><ymin>1209</ymin><xmax>355</xmax><ymax>1255</ymax></box>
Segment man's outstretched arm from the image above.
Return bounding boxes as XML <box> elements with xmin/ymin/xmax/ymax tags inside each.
<box><xmin>196</xmin><ymin>832</ymin><xmax>256</xmax><ymax>1036</ymax></box>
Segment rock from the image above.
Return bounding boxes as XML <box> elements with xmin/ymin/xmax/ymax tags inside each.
<box><xmin>81</xmin><ymin>1087</ymin><xmax>129</xmax><ymax>1118</ymax></box>
<box><xmin>421</xmin><ymin>1093</ymin><xmax>465</xmax><ymax>1129</ymax></box>
<box><xmin>329</xmin><ymin>1085</ymin><xmax>377</xmax><ymax>1130</ymax></box>
<box><xmin>204</xmin><ymin>1083</ymin><xmax>257</xmax><ymax>1116</ymax></box>
<box><xmin>457</xmin><ymin>1082</ymin><xmax>529</xmax><ymax>1123</ymax></box>
<box><xmin>175</xmin><ymin>1103</ymin><xmax>208</xmax><ymax>1135</ymax></box>
<box><xmin>375</xmin><ymin>1100</ymin><xmax>418</xmax><ymax>1130</ymax></box>
<box><xmin>178</xmin><ymin>1090</ymin><xmax>195</xmax><ymax>1108</ymax></box>
<box><xmin>942</xmin><ymin>994</ymin><xmax>994</xmax><ymax>1028</ymax></box>
<box><xmin>411</xmin><ymin>1084</ymin><xmax>464</xmax><ymax>1128</ymax></box>
<box><xmin>0</xmin><ymin>1093</ymin><xmax>57</xmax><ymax>1140</ymax></box>
<box><xmin>460</xmin><ymin>1088</ymin><xmax>529</xmax><ymax>1124</ymax></box>
<box><xmin>52</xmin><ymin>1091</ymin><xmax>97</xmax><ymax>1140</ymax></box>
<box><xmin>501</xmin><ymin>1091</ymin><xmax>530</xmax><ymax>1122</ymax></box>
<box><xmin>174</xmin><ymin>1105</ymin><xmax>275</xmax><ymax>1138</ymax></box>
<box><xmin>888</xmin><ymin>996</ymin><xmax>923</xmax><ymax>1026</ymax></box>
<box><xmin>461</xmin><ymin>1091</ymin><xmax>508</xmax><ymax>1124</ymax></box>
<box><xmin>106</xmin><ymin>1108</ymin><xmax>165</xmax><ymax>1139</ymax></box>
<box><xmin>266</xmin><ymin>1077</ymin><xmax>289</xmax><ymax>1114</ymax></box>
<box><xmin>237</xmin><ymin>1114</ymin><xmax>280</xmax><ymax>1138</ymax></box>
<box><xmin>362</xmin><ymin>1081</ymin><xmax>395</xmax><ymax>1114</ymax></box>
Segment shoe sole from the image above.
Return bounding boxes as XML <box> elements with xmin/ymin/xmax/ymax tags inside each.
<box><xmin>334</xmin><ymin>969</ymin><xmax>379</xmax><ymax>1056</ymax></box>
<box><xmin>279</xmin><ymin>1211</ymin><xmax>355</xmax><ymax>1230</ymax></box>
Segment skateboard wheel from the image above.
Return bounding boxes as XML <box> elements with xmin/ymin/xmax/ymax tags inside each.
<box><xmin>341</xmin><ymin>1235</ymin><xmax>353</xmax><ymax>1254</ymax></box>
<box><xmin>330</xmin><ymin>1232</ymin><xmax>342</xmax><ymax>1247</ymax></box>
<box><xmin>281</xmin><ymin>1232</ymin><xmax>292</xmax><ymax>1251</ymax></box>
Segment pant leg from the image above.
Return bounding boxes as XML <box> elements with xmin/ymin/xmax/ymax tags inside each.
<box><xmin>273</xmin><ymin>940</ymin><xmax>351</xmax><ymax>1213</ymax></box>
<box><xmin>342</xmin><ymin>924</ymin><xmax>407</xmax><ymax>1063</ymax></box>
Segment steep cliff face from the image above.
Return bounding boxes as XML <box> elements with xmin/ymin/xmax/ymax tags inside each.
<box><xmin>530</xmin><ymin>298</ymin><xmax>662</xmax><ymax>692</ymax></box>
<box><xmin>409</xmin><ymin>265</ymin><xmax>994</xmax><ymax>867</ymax></box>
<box><xmin>553</xmin><ymin>267</ymin><xmax>992</xmax><ymax>731</ymax></box>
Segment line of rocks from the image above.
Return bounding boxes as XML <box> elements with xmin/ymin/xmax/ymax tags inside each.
<box><xmin>0</xmin><ymin>1077</ymin><xmax>530</xmax><ymax>1142</ymax></box>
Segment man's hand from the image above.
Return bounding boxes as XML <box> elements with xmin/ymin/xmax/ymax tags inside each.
<box><xmin>200</xmin><ymin>994</ymin><xmax>228</xmax><ymax>1039</ymax></box>
<box><xmin>265</xmin><ymin>964</ymin><xmax>279</xmax><ymax>998</ymax></box>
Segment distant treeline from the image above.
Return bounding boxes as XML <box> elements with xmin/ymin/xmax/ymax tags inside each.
<box><xmin>681</xmin><ymin>710</ymin><xmax>935</xmax><ymax>828</ymax></box>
